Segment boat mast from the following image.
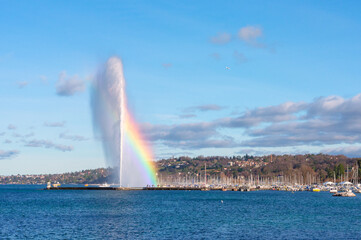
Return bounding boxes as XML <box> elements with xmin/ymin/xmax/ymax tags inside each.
<box><xmin>355</xmin><ymin>161</ymin><xmax>359</xmax><ymax>186</ymax></box>
<box><xmin>204</xmin><ymin>163</ymin><xmax>207</xmax><ymax>186</ymax></box>
<box><xmin>346</xmin><ymin>164</ymin><xmax>349</xmax><ymax>182</ymax></box>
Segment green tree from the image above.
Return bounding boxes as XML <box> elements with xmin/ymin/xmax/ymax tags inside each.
<box><xmin>357</xmin><ymin>159</ymin><xmax>361</xmax><ymax>181</ymax></box>
<box><xmin>335</xmin><ymin>163</ymin><xmax>345</xmax><ymax>179</ymax></box>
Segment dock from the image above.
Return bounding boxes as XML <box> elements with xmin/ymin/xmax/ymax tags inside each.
<box><xmin>46</xmin><ymin>186</ymin><xmax>229</xmax><ymax>191</ymax></box>
<box><xmin>46</xmin><ymin>187</ymin><xmax>143</xmax><ymax>191</ymax></box>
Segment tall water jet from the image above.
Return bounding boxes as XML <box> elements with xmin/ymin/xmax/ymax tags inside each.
<box><xmin>91</xmin><ymin>57</ymin><xmax>157</xmax><ymax>187</ymax></box>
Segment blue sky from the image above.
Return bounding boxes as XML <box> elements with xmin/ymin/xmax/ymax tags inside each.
<box><xmin>1</xmin><ymin>1</ymin><xmax>361</xmax><ymax>174</ymax></box>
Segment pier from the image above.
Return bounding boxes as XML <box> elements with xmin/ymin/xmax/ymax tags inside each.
<box><xmin>46</xmin><ymin>186</ymin><xmax>205</xmax><ymax>191</ymax></box>
<box><xmin>45</xmin><ymin>186</ymin><xmax>256</xmax><ymax>191</ymax></box>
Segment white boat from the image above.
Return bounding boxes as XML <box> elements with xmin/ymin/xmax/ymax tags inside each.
<box><xmin>329</xmin><ymin>187</ymin><xmax>337</xmax><ymax>193</ymax></box>
<box><xmin>353</xmin><ymin>188</ymin><xmax>361</xmax><ymax>193</ymax></box>
<box><xmin>99</xmin><ymin>183</ymin><xmax>110</xmax><ymax>187</ymax></box>
<box><xmin>333</xmin><ymin>190</ymin><xmax>356</xmax><ymax>197</ymax></box>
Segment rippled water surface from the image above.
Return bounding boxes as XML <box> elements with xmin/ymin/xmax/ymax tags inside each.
<box><xmin>1</xmin><ymin>185</ymin><xmax>361</xmax><ymax>239</ymax></box>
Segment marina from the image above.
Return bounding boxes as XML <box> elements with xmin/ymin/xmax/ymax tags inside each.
<box><xmin>45</xmin><ymin>181</ymin><xmax>361</xmax><ymax>196</ymax></box>
<box><xmin>45</xmin><ymin>161</ymin><xmax>361</xmax><ymax>197</ymax></box>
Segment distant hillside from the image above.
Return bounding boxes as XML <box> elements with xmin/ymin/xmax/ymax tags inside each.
<box><xmin>0</xmin><ymin>168</ymin><xmax>115</xmax><ymax>185</ymax></box>
<box><xmin>1</xmin><ymin>154</ymin><xmax>361</xmax><ymax>184</ymax></box>
<box><xmin>156</xmin><ymin>154</ymin><xmax>361</xmax><ymax>184</ymax></box>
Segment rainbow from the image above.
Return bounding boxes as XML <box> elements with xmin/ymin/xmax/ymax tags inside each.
<box><xmin>123</xmin><ymin>108</ymin><xmax>158</xmax><ymax>185</ymax></box>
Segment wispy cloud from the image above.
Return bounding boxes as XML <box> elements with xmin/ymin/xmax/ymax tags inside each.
<box><xmin>39</xmin><ymin>75</ymin><xmax>48</xmax><ymax>84</ymax></box>
<box><xmin>4</xmin><ymin>139</ymin><xmax>12</xmax><ymax>144</ymax></box>
<box><xmin>238</xmin><ymin>25</ymin><xmax>265</xmax><ymax>48</ymax></box>
<box><xmin>143</xmin><ymin>122</ymin><xmax>217</xmax><ymax>142</ymax></box>
<box><xmin>56</xmin><ymin>71</ymin><xmax>85</xmax><ymax>96</ymax></box>
<box><xmin>179</xmin><ymin>114</ymin><xmax>197</xmax><ymax>119</ymax></box>
<box><xmin>165</xmin><ymin>137</ymin><xmax>238</xmax><ymax>150</ymax></box>
<box><xmin>59</xmin><ymin>132</ymin><xmax>88</xmax><ymax>141</ymax></box>
<box><xmin>0</xmin><ymin>150</ymin><xmax>19</xmax><ymax>160</ymax></box>
<box><xmin>233</xmin><ymin>51</ymin><xmax>247</xmax><ymax>64</ymax></box>
<box><xmin>17</xmin><ymin>81</ymin><xmax>29</xmax><ymax>88</ymax></box>
<box><xmin>210</xmin><ymin>32</ymin><xmax>232</xmax><ymax>45</ymax></box>
<box><xmin>185</xmin><ymin>104</ymin><xmax>225</xmax><ymax>112</ymax></box>
<box><xmin>13</xmin><ymin>132</ymin><xmax>34</xmax><ymax>138</ymax></box>
<box><xmin>210</xmin><ymin>53</ymin><xmax>221</xmax><ymax>60</ymax></box>
<box><xmin>8</xmin><ymin>124</ymin><xmax>16</xmax><ymax>130</ymax></box>
<box><xmin>220</xmin><ymin>101</ymin><xmax>307</xmax><ymax>128</ymax></box>
<box><xmin>25</xmin><ymin>139</ymin><xmax>73</xmax><ymax>152</ymax></box>
<box><xmin>209</xmin><ymin>26</ymin><xmax>266</xmax><ymax>49</ymax></box>
<box><xmin>162</xmin><ymin>63</ymin><xmax>172</xmax><ymax>69</ymax></box>
<box><xmin>44</xmin><ymin>121</ymin><xmax>65</xmax><ymax>127</ymax></box>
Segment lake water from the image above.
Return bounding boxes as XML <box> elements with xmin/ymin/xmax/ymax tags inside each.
<box><xmin>1</xmin><ymin>185</ymin><xmax>361</xmax><ymax>239</ymax></box>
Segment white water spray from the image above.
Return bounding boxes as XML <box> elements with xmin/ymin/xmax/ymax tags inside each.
<box><xmin>119</xmin><ymin>70</ymin><xmax>125</xmax><ymax>185</ymax></box>
<box><xmin>91</xmin><ymin>57</ymin><xmax>125</xmax><ymax>185</ymax></box>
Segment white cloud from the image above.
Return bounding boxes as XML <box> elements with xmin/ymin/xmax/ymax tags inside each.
<box><xmin>56</xmin><ymin>71</ymin><xmax>85</xmax><ymax>96</ymax></box>
<box><xmin>238</xmin><ymin>94</ymin><xmax>361</xmax><ymax>147</ymax></box>
<box><xmin>210</xmin><ymin>32</ymin><xmax>232</xmax><ymax>44</ymax></box>
<box><xmin>238</xmin><ymin>26</ymin><xmax>262</xmax><ymax>41</ymax></box>
<box><xmin>238</xmin><ymin>26</ymin><xmax>265</xmax><ymax>48</ymax></box>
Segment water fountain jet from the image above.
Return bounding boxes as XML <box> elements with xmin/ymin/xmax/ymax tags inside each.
<box><xmin>91</xmin><ymin>57</ymin><xmax>157</xmax><ymax>187</ymax></box>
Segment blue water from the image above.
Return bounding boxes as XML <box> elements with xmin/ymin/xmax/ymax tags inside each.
<box><xmin>1</xmin><ymin>185</ymin><xmax>361</xmax><ymax>239</ymax></box>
